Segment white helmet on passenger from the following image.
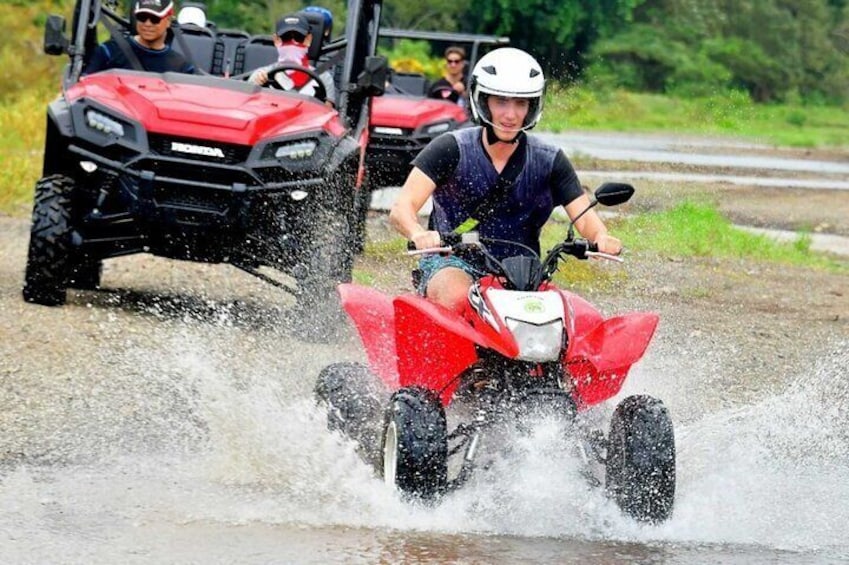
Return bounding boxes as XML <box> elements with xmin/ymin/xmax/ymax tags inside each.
<box><xmin>469</xmin><ymin>47</ymin><xmax>545</xmax><ymax>132</ymax></box>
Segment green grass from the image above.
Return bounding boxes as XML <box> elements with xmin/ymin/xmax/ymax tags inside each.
<box><xmin>544</xmin><ymin>85</ymin><xmax>849</xmax><ymax>148</ymax></box>
<box><xmin>613</xmin><ymin>201</ymin><xmax>847</xmax><ymax>272</ymax></box>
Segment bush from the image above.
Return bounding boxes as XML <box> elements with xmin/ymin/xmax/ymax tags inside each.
<box><xmin>378</xmin><ymin>38</ymin><xmax>443</xmax><ymax>79</ymax></box>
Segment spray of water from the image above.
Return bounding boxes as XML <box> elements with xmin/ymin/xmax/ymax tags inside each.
<box><xmin>2</xmin><ymin>303</ymin><xmax>846</xmax><ymax>560</ymax></box>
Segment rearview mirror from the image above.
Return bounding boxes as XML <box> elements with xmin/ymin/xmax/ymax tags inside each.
<box><xmin>44</xmin><ymin>14</ymin><xmax>68</xmax><ymax>56</ymax></box>
<box><xmin>355</xmin><ymin>55</ymin><xmax>389</xmax><ymax>97</ymax></box>
<box><xmin>595</xmin><ymin>182</ymin><xmax>634</xmax><ymax>207</ymax></box>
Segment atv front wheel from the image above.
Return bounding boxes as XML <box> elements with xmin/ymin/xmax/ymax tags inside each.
<box><xmin>605</xmin><ymin>395</ymin><xmax>676</xmax><ymax>523</ymax></box>
<box><xmin>381</xmin><ymin>387</ymin><xmax>447</xmax><ymax>502</ymax></box>
<box><xmin>22</xmin><ymin>175</ymin><xmax>75</xmax><ymax>306</ymax></box>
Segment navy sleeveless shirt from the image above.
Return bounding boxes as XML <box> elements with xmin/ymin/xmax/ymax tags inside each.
<box><xmin>427</xmin><ymin>127</ymin><xmax>567</xmax><ymax>260</ymax></box>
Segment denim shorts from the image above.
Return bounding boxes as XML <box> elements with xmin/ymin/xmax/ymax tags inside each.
<box><xmin>416</xmin><ymin>254</ymin><xmax>484</xmax><ymax>295</ymax></box>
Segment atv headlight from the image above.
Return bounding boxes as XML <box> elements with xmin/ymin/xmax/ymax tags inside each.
<box><xmin>506</xmin><ymin>318</ymin><xmax>564</xmax><ymax>362</ymax></box>
<box><xmin>85</xmin><ymin>109</ymin><xmax>126</xmax><ymax>137</ymax></box>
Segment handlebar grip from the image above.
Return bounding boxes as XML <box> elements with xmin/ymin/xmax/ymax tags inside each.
<box><xmin>441</xmin><ymin>232</ymin><xmax>462</xmax><ymax>246</ymax></box>
<box><xmin>587</xmin><ymin>241</ymin><xmax>599</xmax><ymax>253</ymax></box>
<box><xmin>406</xmin><ymin>232</ymin><xmax>461</xmax><ymax>252</ymax></box>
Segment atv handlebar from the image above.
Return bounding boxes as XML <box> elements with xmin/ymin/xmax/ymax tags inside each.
<box><xmin>407</xmin><ymin>234</ymin><xmax>621</xmax><ymax>261</ymax></box>
<box><xmin>405</xmin><ymin>232</ymin><xmax>622</xmax><ymax>290</ymax></box>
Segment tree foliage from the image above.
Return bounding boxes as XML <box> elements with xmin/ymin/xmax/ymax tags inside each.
<box><xmin>590</xmin><ymin>0</ymin><xmax>849</xmax><ymax>102</ymax></box>
<box><xmin>26</xmin><ymin>0</ymin><xmax>849</xmax><ymax>104</ymax></box>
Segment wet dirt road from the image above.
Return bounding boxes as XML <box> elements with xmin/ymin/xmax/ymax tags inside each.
<box><xmin>2</xmin><ymin>131</ymin><xmax>848</xmax><ymax>563</ymax></box>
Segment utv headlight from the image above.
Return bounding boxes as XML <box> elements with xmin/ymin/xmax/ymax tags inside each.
<box><xmin>506</xmin><ymin>318</ymin><xmax>564</xmax><ymax>362</ymax></box>
<box><xmin>372</xmin><ymin>126</ymin><xmax>404</xmax><ymax>136</ymax></box>
<box><xmin>85</xmin><ymin>109</ymin><xmax>126</xmax><ymax>137</ymax></box>
<box><xmin>262</xmin><ymin>139</ymin><xmax>318</xmax><ymax>161</ymax></box>
<box><xmin>274</xmin><ymin>140</ymin><xmax>317</xmax><ymax>160</ymax></box>
<box><xmin>424</xmin><ymin>121</ymin><xmax>451</xmax><ymax>135</ymax></box>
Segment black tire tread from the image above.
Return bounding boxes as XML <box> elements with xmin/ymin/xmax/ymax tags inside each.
<box><xmin>605</xmin><ymin>394</ymin><xmax>676</xmax><ymax>523</ymax></box>
<box><xmin>382</xmin><ymin>386</ymin><xmax>448</xmax><ymax>501</ymax></box>
<box><xmin>22</xmin><ymin>175</ymin><xmax>75</xmax><ymax>306</ymax></box>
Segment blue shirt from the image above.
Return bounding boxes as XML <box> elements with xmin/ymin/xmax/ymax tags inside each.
<box><xmin>83</xmin><ymin>38</ymin><xmax>195</xmax><ymax>75</ymax></box>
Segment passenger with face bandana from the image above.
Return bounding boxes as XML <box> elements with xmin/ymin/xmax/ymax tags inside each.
<box><xmin>248</xmin><ymin>12</ymin><xmax>335</xmax><ymax>107</ymax></box>
<box><xmin>389</xmin><ymin>48</ymin><xmax>622</xmax><ymax>313</ymax></box>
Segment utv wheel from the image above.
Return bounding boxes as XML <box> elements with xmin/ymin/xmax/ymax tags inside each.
<box><xmin>351</xmin><ymin>186</ymin><xmax>371</xmax><ymax>255</ymax></box>
<box><xmin>22</xmin><ymin>175</ymin><xmax>75</xmax><ymax>306</ymax></box>
<box><xmin>68</xmin><ymin>259</ymin><xmax>102</xmax><ymax>290</ymax></box>
<box><xmin>381</xmin><ymin>387</ymin><xmax>447</xmax><ymax>502</ymax></box>
<box><xmin>315</xmin><ymin>362</ymin><xmax>384</xmax><ymax>465</ymax></box>
<box><xmin>293</xmin><ymin>204</ymin><xmax>354</xmax><ymax>341</ymax></box>
<box><xmin>605</xmin><ymin>395</ymin><xmax>676</xmax><ymax>523</ymax></box>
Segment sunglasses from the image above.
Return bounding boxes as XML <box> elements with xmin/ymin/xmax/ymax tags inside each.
<box><xmin>136</xmin><ymin>13</ymin><xmax>164</xmax><ymax>24</ymax></box>
<box><xmin>446</xmin><ymin>58</ymin><xmax>463</xmax><ymax>64</ymax></box>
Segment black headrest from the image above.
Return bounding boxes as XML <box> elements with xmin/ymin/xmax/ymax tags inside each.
<box><xmin>298</xmin><ymin>10</ymin><xmax>326</xmax><ymax>62</ymax></box>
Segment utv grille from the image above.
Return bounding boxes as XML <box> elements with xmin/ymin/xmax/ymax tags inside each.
<box><xmin>148</xmin><ymin>134</ymin><xmax>252</xmax><ymax>165</ymax></box>
<box><xmin>130</xmin><ymin>157</ymin><xmax>258</xmax><ymax>188</ymax></box>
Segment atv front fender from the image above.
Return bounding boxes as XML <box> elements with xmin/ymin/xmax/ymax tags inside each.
<box><xmin>394</xmin><ymin>296</ymin><xmax>483</xmax><ymax>405</ymax></box>
<box><xmin>566</xmin><ymin>312</ymin><xmax>659</xmax><ymax>408</ymax></box>
<box><xmin>339</xmin><ymin>283</ymin><xmax>399</xmax><ymax>387</ymax></box>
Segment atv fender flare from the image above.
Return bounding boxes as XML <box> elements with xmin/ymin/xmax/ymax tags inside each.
<box><xmin>567</xmin><ymin>312</ymin><xmax>659</xmax><ymax>408</ymax></box>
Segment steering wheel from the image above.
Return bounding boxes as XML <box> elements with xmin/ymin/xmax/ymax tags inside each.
<box><xmin>428</xmin><ymin>85</ymin><xmax>459</xmax><ymax>102</ymax></box>
<box><xmin>264</xmin><ymin>63</ymin><xmax>327</xmax><ymax>103</ymax></box>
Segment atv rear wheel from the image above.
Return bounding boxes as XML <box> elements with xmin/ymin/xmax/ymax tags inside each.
<box><xmin>605</xmin><ymin>395</ymin><xmax>676</xmax><ymax>523</ymax></box>
<box><xmin>315</xmin><ymin>362</ymin><xmax>384</xmax><ymax>466</ymax></box>
<box><xmin>22</xmin><ymin>175</ymin><xmax>75</xmax><ymax>306</ymax></box>
<box><xmin>382</xmin><ymin>387</ymin><xmax>447</xmax><ymax>502</ymax></box>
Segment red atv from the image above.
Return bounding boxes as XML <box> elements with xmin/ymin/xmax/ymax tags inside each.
<box><xmin>316</xmin><ymin>183</ymin><xmax>676</xmax><ymax>523</ymax></box>
<box><xmin>25</xmin><ymin>0</ymin><xmax>386</xmax><ymax>327</ymax></box>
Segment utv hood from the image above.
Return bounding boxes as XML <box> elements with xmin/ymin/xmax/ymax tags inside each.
<box><xmin>372</xmin><ymin>94</ymin><xmax>468</xmax><ymax>130</ymax></box>
<box><xmin>65</xmin><ymin>70</ymin><xmax>344</xmax><ymax>145</ymax></box>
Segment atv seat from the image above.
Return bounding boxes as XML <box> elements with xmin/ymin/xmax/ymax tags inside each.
<box><xmin>212</xmin><ymin>29</ymin><xmax>249</xmax><ymax>76</ymax></box>
<box><xmin>172</xmin><ymin>24</ymin><xmax>217</xmax><ymax>74</ymax></box>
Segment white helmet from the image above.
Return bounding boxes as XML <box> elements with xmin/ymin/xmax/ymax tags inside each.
<box><xmin>469</xmin><ymin>47</ymin><xmax>545</xmax><ymax>132</ymax></box>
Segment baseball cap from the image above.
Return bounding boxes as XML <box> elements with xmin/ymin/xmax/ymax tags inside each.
<box><xmin>275</xmin><ymin>13</ymin><xmax>310</xmax><ymax>39</ymax></box>
<box><xmin>134</xmin><ymin>0</ymin><xmax>174</xmax><ymax>18</ymax></box>
<box><xmin>177</xmin><ymin>5</ymin><xmax>207</xmax><ymax>27</ymax></box>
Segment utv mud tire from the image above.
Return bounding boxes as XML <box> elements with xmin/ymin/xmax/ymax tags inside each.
<box><xmin>22</xmin><ymin>175</ymin><xmax>75</xmax><ymax>306</ymax></box>
<box><xmin>315</xmin><ymin>362</ymin><xmax>384</xmax><ymax>466</ymax></box>
<box><xmin>351</xmin><ymin>187</ymin><xmax>371</xmax><ymax>255</ymax></box>
<box><xmin>293</xmin><ymin>205</ymin><xmax>354</xmax><ymax>342</ymax></box>
<box><xmin>605</xmin><ymin>395</ymin><xmax>676</xmax><ymax>523</ymax></box>
<box><xmin>68</xmin><ymin>259</ymin><xmax>103</xmax><ymax>290</ymax></box>
<box><xmin>381</xmin><ymin>387</ymin><xmax>448</xmax><ymax>502</ymax></box>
